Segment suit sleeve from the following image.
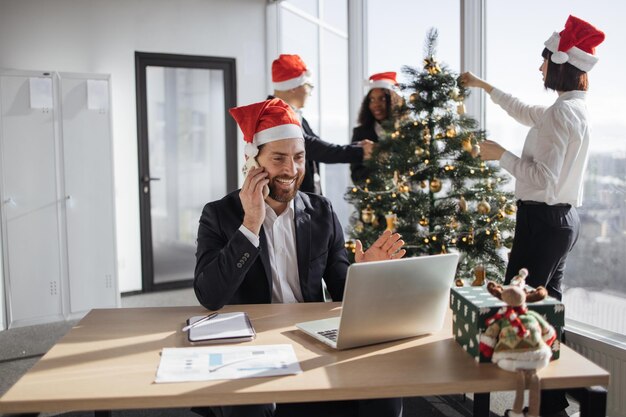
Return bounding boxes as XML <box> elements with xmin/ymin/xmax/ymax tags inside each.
<box><xmin>304</xmin><ymin>133</ymin><xmax>364</xmax><ymax>164</ymax></box>
<box><xmin>350</xmin><ymin>126</ymin><xmax>372</xmax><ymax>183</ymax></box>
<box><xmin>322</xmin><ymin>208</ymin><xmax>350</xmax><ymax>301</ymax></box>
<box><xmin>194</xmin><ymin>203</ymin><xmax>260</xmax><ymax>310</ymax></box>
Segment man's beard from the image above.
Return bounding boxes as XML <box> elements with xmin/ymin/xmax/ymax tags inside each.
<box><xmin>268</xmin><ymin>173</ymin><xmax>304</xmax><ymax>203</ymax></box>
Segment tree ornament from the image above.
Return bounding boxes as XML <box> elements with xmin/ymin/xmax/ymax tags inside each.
<box><xmin>504</xmin><ymin>203</ymin><xmax>517</xmax><ymax>215</ymax></box>
<box><xmin>415</xmin><ymin>147</ymin><xmax>425</xmax><ymax>156</ymax></box>
<box><xmin>471</xmin><ymin>144</ymin><xmax>481</xmax><ymax>158</ymax></box>
<box><xmin>457</xmin><ymin>102</ymin><xmax>466</xmax><ymax>115</ymax></box>
<box><xmin>410</xmin><ymin>92</ymin><xmax>419</xmax><ymax>103</ymax></box>
<box><xmin>385</xmin><ymin>212</ymin><xmax>397</xmax><ymax>232</ymax></box>
<box><xmin>354</xmin><ymin>221</ymin><xmax>364</xmax><ymax>233</ymax></box>
<box><xmin>494</xmin><ymin>231</ymin><xmax>502</xmax><ymax>248</ymax></box>
<box><xmin>445</xmin><ymin>126</ymin><xmax>457</xmax><ymax>138</ymax></box>
<box><xmin>497</xmin><ymin>210</ymin><xmax>505</xmax><ymax>220</ymax></box>
<box><xmin>472</xmin><ymin>265</ymin><xmax>486</xmax><ymax>286</ymax></box>
<box><xmin>430</xmin><ymin>178</ymin><xmax>442</xmax><ymax>193</ymax></box>
<box><xmin>450</xmin><ymin>86</ymin><xmax>460</xmax><ymax>100</ymax></box>
<box><xmin>344</xmin><ymin>240</ymin><xmax>356</xmax><ymax>253</ymax></box>
<box><xmin>455</xmin><ymin>278</ymin><xmax>465</xmax><ymax>287</ymax></box>
<box><xmin>449</xmin><ymin>217</ymin><xmax>459</xmax><ymax>229</ymax></box>
<box><xmin>458</xmin><ymin>196</ymin><xmax>468</xmax><ymax>212</ymax></box>
<box><xmin>420</xmin><ymin>180</ymin><xmax>427</xmax><ymax>189</ymax></box>
<box><xmin>419</xmin><ymin>216</ymin><xmax>429</xmax><ymax>226</ymax></box>
<box><xmin>361</xmin><ymin>206</ymin><xmax>374</xmax><ymax>223</ymax></box>
<box><xmin>461</xmin><ymin>138</ymin><xmax>473</xmax><ymax>152</ymax></box>
<box><xmin>393</xmin><ymin>170</ymin><xmax>400</xmax><ymax>186</ymax></box>
<box><xmin>477</xmin><ymin>200</ymin><xmax>491</xmax><ymax>215</ymax></box>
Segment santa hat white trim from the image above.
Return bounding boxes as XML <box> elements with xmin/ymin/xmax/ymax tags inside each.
<box><xmin>272</xmin><ymin>71</ymin><xmax>312</xmax><ymax>91</ymax></box>
<box><xmin>253</xmin><ymin>123</ymin><xmax>303</xmax><ymax>146</ymax></box>
<box><xmin>544</xmin><ymin>31</ymin><xmax>599</xmax><ymax>72</ymax></box>
<box><xmin>369</xmin><ymin>79</ymin><xmax>397</xmax><ymax>91</ymax></box>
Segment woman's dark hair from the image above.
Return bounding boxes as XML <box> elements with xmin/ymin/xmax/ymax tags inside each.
<box><xmin>542</xmin><ymin>48</ymin><xmax>588</xmax><ymax>92</ymax></box>
<box><xmin>357</xmin><ymin>88</ymin><xmax>398</xmax><ymax>127</ymax></box>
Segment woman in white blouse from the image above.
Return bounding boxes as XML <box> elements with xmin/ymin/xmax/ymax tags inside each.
<box><xmin>460</xmin><ymin>15</ymin><xmax>604</xmax><ymax>417</ymax></box>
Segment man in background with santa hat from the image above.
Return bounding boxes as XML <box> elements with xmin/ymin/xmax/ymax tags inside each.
<box><xmin>270</xmin><ymin>53</ymin><xmax>374</xmax><ymax>195</ymax></box>
<box><xmin>193</xmin><ymin>97</ymin><xmax>404</xmax><ymax>417</ymax></box>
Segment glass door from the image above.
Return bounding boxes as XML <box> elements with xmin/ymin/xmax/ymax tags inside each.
<box><xmin>136</xmin><ymin>53</ymin><xmax>237</xmax><ymax>291</ymax></box>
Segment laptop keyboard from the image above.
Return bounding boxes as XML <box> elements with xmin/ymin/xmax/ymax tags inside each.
<box><xmin>317</xmin><ymin>329</ymin><xmax>338</xmax><ymax>342</ymax></box>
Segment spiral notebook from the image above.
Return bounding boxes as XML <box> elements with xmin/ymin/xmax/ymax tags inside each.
<box><xmin>187</xmin><ymin>312</ymin><xmax>256</xmax><ymax>344</ymax></box>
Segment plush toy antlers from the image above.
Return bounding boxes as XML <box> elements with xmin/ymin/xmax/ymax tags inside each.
<box><xmin>487</xmin><ymin>269</ymin><xmax>548</xmax><ymax>303</ymax></box>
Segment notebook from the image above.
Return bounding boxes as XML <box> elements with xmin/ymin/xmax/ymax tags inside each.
<box><xmin>187</xmin><ymin>312</ymin><xmax>256</xmax><ymax>344</ymax></box>
<box><xmin>296</xmin><ymin>253</ymin><xmax>459</xmax><ymax>349</ymax></box>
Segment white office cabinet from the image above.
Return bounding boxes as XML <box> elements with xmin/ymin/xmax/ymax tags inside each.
<box><xmin>0</xmin><ymin>70</ymin><xmax>118</xmax><ymax>328</ymax></box>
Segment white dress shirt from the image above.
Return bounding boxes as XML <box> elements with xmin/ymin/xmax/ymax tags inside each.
<box><xmin>238</xmin><ymin>200</ymin><xmax>303</xmax><ymax>303</ymax></box>
<box><xmin>490</xmin><ymin>88</ymin><xmax>590</xmax><ymax>207</ymax></box>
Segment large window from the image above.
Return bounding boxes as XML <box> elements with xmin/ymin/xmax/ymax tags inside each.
<box><xmin>269</xmin><ymin>0</ymin><xmax>351</xmax><ymax>228</ymax></box>
<box><xmin>486</xmin><ymin>1</ymin><xmax>626</xmax><ymax>334</ymax></box>
<box><xmin>367</xmin><ymin>0</ymin><xmax>460</xmax><ymax>83</ymax></box>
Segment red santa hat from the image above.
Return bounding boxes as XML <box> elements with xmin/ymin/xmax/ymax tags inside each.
<box><xmin>272</xmin><ymin>54</ymin><xmax>312</xmax><ymax>91</ymax></box>
<box><xmin>544</xmin><ymin>15</ymin><xmax>605</xmax><ymax>72</ymax></box>
<box><xmin>367</xmin><ymin>72</ymin><xmax>398</xmax><ymax>91</ymax></box>
<box><xmin>229</xmin><ymin>98</ymin><xmax>303</xmax><ymax>158</ymax></box>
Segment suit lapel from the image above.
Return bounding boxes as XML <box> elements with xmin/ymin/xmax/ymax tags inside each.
<box><xmin>294</xmin><ymin>193</ymin><xmax>311</xmax><ymax>300</ymax></box>
<box><xmin>258</xmin><ymin>228</ymin><xmax>273</xmax><ymax>293</ymax></box>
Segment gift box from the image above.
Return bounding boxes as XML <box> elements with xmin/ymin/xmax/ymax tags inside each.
<box><xmin>450</xmin><ymin>286</ymin><xmax>564</xmax><ymax>363</ymax></box>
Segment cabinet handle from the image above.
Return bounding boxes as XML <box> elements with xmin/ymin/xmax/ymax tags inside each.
<box><xmin>142</xmin><ymin>176</ymin><xmax>161</xmax><ymax>183</ymax></box>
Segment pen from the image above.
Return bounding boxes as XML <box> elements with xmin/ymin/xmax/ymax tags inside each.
<box><xmin>182</xmin><ymin>312</ymin><xmax>218</xmax><ymax>332</ymax></box>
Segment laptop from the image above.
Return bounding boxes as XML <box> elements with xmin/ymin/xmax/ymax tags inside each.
<box><xmin>296</xmin><ymin>253</ymin><xmax>459</xmax><ymax>350</ymax></box>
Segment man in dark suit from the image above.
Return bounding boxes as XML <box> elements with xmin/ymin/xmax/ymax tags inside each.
<box><xmin>194</xmin><ymin>98</ymin><xmax>405</xmax><ymax>417</ymax></box>
<box><xmin>270</xmin><ymin>54</ymin><xmax>374</xmax><ymax>194</ymax></box>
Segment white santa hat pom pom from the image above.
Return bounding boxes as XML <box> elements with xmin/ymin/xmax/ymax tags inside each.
<box><xmin>245</xmin><ymin>142</ymin><xmax>259</xmax><ymax>158</ymax></box>
<box><xmin>551</xmin><ymin>51</ymin><xmax>569</xmax><ymax>65</ymax></box>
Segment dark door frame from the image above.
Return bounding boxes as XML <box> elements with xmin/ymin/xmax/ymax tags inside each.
<box><xmin>135</xmin><ymin>52</ymin><xmax>237</xmax><ymax>292</ymax></box>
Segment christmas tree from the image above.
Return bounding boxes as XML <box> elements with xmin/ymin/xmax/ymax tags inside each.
<box><xmin>345</xmin><ymin>29</ymin><xmax>516</xmax><ymax>283</ymax></box>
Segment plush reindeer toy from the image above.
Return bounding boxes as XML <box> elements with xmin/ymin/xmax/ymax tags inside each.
<box><xmin>479</xmin><ymin>269</ymin><xmax>557</xmax><ymax>417</ymax></box>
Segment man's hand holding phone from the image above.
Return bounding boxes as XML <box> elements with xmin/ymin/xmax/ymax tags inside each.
<box><xmin>240</xmin><ymin>165</ymin><xmax>269</xmax><ymax>236</ymax></box>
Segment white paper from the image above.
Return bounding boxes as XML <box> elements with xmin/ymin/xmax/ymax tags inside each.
<box><xmin>155</xmin><ymin>344</ymin><xmax>302</xmax><ymax>383</ymax></box>
<box><xmin>29</xmin><ymin>77</ymin><xmax>53</xmax><ymax>109</ymax></box>
<box><xmin>87</xmin><ymin>79</ymin><xmax>108</xmax><ymax>110</ymax></box>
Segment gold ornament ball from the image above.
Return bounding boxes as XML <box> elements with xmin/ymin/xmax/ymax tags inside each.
<box><xmin>455</xmin><ymin>278</ymin><xmax>465</xmax><ymax>287</ymax></box>
<box><xmin>446</xmin><ymin>126</ymin><xmax>457</xmax><ymax>138</ymax></box>
<box><xmin>504</xmin><ymin>203</ymin><xmax>517</xmax><ymax>215</ymax></box>
<box><xmin>415</xmin><ymin>147</ymin><xmax>425</xmax><ymax>156</ymax></box>
<box><xmin>361</xmin><ymin>206</ymin><xmax>374</xmax><ymax>224</ymax></box>
<box><xmin>410</xmin><ymin>92</ymin><xmax>419</xmax><ymax>103</ymax></box>
<box><xmin>430</xmin><ymin>178</ymin><xmax>442</xmax><ymax>193</ymax></box>
<box><xmin>419</xmin><ymin>216</ymin><xmax>429</xmax><ymax>226</ymax></box>
<box><xmin>477</xmin><ymin>200</ymin><xmax>491</xmax><ymax>215</ymax></box>
<box><xmin>461</xmin><ymin>138</ymin><xmax>472</xmax><ymax>152</ymax></box>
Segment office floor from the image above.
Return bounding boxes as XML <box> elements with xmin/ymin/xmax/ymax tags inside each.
<box><xmin>0</xmin><ymin>288</ymin><xmax>579</xmax><ymax>417</ymax></box>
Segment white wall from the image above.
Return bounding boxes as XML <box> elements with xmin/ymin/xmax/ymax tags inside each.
<box><xmin>0</xmin><ymin>0</ymin><xmax>267</xmax><ymax>296</ymax></box>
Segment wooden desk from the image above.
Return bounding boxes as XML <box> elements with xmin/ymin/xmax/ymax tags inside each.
<box><xmin>0</xmin><ymin>303</ymin><xmax>609</xmax><ymax>416</ymax></box>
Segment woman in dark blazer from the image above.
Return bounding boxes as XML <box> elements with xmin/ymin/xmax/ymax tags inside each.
<box><xmin>350</xmin><ymin>72</ymin><xmax>403</xmax><ymax>184</ymax></box>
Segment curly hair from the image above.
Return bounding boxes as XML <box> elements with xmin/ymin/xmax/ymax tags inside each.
<box><xmin>542</xmin><ymin>48</ymin><xmax>589</xmax><ymax>92</ymax></box>
<box><xmin>356</xmin><ymin>88</ymin><xmax>403</xmax><ymax>127</ymax></box>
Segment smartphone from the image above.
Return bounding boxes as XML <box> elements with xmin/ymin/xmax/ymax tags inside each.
<box><xmin>242</xmin><ymin>157</ymin><xmax>270</xmax><ymax>199</ymax></box>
